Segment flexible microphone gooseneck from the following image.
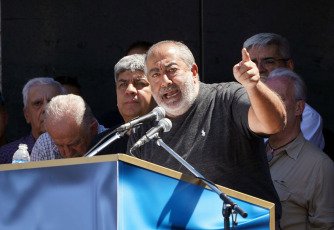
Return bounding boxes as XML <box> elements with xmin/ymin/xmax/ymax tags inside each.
<box><xmin>116</xmin><ymin>106</ymin><xmax>165</xmax><ymax>132</ymax></box>
<box><xmin>130</xmin><ymin>118</ymin><xmax>172</xmax><ymax>153</ymax></box>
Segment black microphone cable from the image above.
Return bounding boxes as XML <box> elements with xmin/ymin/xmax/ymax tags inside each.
<box><xmin>85</xmin><ymin>127</ymin><xmax>119</xmax><ymax>156</ymax></box>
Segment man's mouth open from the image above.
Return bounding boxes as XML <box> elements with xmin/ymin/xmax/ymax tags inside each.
<box><xmin>162</xmin><ymin>89</ymin><xmax>181</xmax><ymax>104</ymax></box>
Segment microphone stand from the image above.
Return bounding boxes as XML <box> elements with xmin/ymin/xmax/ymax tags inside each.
<box><xmin>84</xmin><ymin>129</ymin><xmax>128</xmax><ymax>157</ymax></box>
<box><xmin>155</xmin><ymin>137</ymin><xmax>247</xmax><ymax>229</ymax></box>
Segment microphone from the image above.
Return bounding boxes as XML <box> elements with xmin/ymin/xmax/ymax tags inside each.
<box><xmin>130</xmin><ymin>118</ymin><xmax>172</xmax><ymax>152</ymax></box>
<box><xmin>116</xmin><ymin>106</ymin><xmax>165</xmax><ymax>132</ymax></box>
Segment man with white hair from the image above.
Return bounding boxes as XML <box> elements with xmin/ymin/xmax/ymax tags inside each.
<box><xmin>0</xmin><ymin>77</ymin><xmax>65</xmax><ymax>164</ymax></box>
<box><xmin>264</xmin><ymin>68</ymin><xmax>334</xmax><ymax>229</ymax></box>
<box><xmin>31</xmin><ymin>94</ymin><xmax>107</xmax><ymax>160</ymax></box>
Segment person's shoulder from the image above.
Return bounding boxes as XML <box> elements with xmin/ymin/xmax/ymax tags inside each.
<box><xmin>36</xmin><ymin>132</ymin><xmax>52</xmax><ymax>143</ymax></box>
<box><xmin>203</xmin><ymin>81</ymin><xmax>244</xmax><ymax>92</ymax></box>
<box><xmin>202</xmin><ymin>81</ymin><xmax>240</xmax><ymax>88</ymax></box>
<box><xmin>201</xmin><ymin>82</ymin><xmax>247</xmax><ymax>101</ymax></box>
<box><xmin>303</xmin><ymin>140</ymin><xmax>334</xmax><ymax>175</ymax></box>
<box><xmin>96</xmin><ymin>128</ymin><xmax>115</xmax><ymax>140</ymax></box>
<box><xmin>302</xmin><ymin>138</ymin><xmax>332</xmax><ymax>162</ymax></box>
<box><xmin>0</xmin><ymin>135</ymin><xmax>32</xmax><ymax>163</ymax></box>
<box><xmin>0</xmin><ymin>136</ymin><xmax>28</xmax><ymax>153</ymax></box>
<box><xmin>303</xmin><ymin>103</ymin><xmax>322</xmax><ymax>119</ymax></box>
<box><xmin>33</xmin><ymin>133</ymin><xmax>56</xmax><ymax>154</ymax></box>
<box><xmin>89</xmin><ymin>124</ymin><xmax>121</xmax><ymax>149</ymax></box>
<box><xmin>97</xmin><ymin>109</ymin><xmax>124</xmax><ymax>129</ymax></box>
<box><xmin>97</xmin><ymin>123</ymin><xmax>109</xmax><ymax>133</ymax></box>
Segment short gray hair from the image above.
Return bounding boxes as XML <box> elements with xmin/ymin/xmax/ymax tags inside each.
<box><xmin>114</xmin><ymin>54</ymin><xmax>146</xmax><ymax>83</ymax></box>
<box><xmin>145</xmin><ymin>40</ymin><xmax>196</xmax><ymax>76</ymax></box>
<box><xmin>243</xmin><ymin>33</ymin><xmax>291</xmax><ymax>59</ymax></box>
<box><xmin>45</xmin><ymin>94</ymin><xmax>96</xmax><ymax>132</ymax></box>
<box><xmin>265</xmin><ymin>68</ymin><xmax>307</xmax><ymax>101</ymax></box>
<box><xmin>22</xmin><ymin>77</ymin><xmax>66</xmax><ymax>108</ymax></box>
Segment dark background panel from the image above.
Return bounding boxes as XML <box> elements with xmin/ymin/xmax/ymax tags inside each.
<box><xmin>2</xmin><ymin>1</ymin><xmax>334</xmax><ymax>146</ymax></box>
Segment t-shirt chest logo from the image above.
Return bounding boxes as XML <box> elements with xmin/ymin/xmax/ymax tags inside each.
<box><xmin>201</xmin><ymin>129</ymin><xmax>206</xmax><ymax>136</ymax></box>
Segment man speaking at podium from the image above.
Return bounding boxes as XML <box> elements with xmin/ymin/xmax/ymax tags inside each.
<box><xmin>127</xmin><ymin>40</ymin><xmax>287</xmax><ymax>223</ymax></box>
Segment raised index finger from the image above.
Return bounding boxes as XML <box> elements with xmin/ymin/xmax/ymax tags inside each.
<box><xmin>242</xmin><ymin>48</ymin><xmax>251</xmax><ymax>62</ymax></box>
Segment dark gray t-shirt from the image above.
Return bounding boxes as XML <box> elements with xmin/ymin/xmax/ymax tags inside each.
<box><xmin>128</xmin><ymin>82</ymin><xmax>281</xmax><ymax>218</ymax></box>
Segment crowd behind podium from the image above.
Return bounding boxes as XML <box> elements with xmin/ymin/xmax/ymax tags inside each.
<box><xmin>0</xmin><ymin>35</ymin><xmax>333</xmax><ymax>229</ymax></box>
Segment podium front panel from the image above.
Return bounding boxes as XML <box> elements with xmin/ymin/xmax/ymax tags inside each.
<box><xmin>0</xmin><ymin>160</ymin><xmax>118</xmax><ymax>230</ymax></box>
<box><xmin>0</xmin><ymin>154</ymin><xmax>273</xmax><ymax>229</ymax></box>
<box><xmin>118</xmin><ymin>161</ymin><xmax>271</xmax><ymax>229</ymax></box>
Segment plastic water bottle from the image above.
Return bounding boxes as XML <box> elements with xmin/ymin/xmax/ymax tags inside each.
<box><xmin>12</xmin><ymin>144</ymin><xmax>30</xmax><ymax>163</ymax></box>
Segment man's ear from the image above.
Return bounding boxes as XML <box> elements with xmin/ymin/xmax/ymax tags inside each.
<box><xmin>295</xmin><ymin>100</ymin><xmax>305</xmax><ymax>117</ymax></box>
<box><xmin>23</xmin><ymin>108</ymin><xmax>31</xmax><ymax>124</ymax></box>
<box><xmin>191</xmin><ymin>64</ymin><xmax>199</xmax><ymax>82</ymax></box>
<box><xmin>287</xmin><ymin>59</ymin><xmax>294</xmax><ymax>71</ymax></box>
<box><xmin>90</xmin><ymin>120</ymin><xmax>98</xmax><ymax>136</ymax></box>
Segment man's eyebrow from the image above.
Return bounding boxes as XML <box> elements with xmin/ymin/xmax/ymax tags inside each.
<box><xmin>31</xmin><ymin>98</ymin><xmax>43</xmax><ymax>103</ymax></box>
<box><xmin>148</xmin><ymin>67</ymin><xmax>160</xmax><ymax>75</ymax></box>
<box><xmin>262</xmin><ymin>57</ymin><xmax>276</xmax><ymax>60</ymax></box>
<box><xmin>134</xmin><ymin>77</ymin><xmax>148</xmax><ymax>82</ymax></box>
<box><xmin>165</xmin><ymin>62</ymin><xmax>177</xmax><ymax>68</ymax></box>
<box><xmin>117</xmin><ymin>79</ymin><xmax>128</xmax><ymax>83</ymax></box>
<box><xmin>148</xmin><ymin>62</ymin><xmax>178</xmax><ymax>75</ymax></box>
<box><xmin>118</xmin><ymin>77</ymin><xmax>147</xmax><ymax>83</ymax></box>
<box><xmin>252</xmin><ymin>57</ymin><xmax>275</xmax><ymax>61</ymax></box>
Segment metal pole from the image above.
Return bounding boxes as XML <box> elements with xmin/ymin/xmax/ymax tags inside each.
<box><xmin>84</xmin><ymin>130</ymin><xmax>127</xmax><ymax>157</ymax></box>
<box><xmin>155</xmin><ymin>138</ymin><xmax>247</xmax><ymax>219</ymax></box>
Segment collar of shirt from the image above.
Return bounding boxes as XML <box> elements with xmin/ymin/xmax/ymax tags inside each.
<box><xmin>266</xmin><ymin>132</ymin><xmax>306</xmax><ymax>163</ymax></box>
<box><xmin>282</xmin><ymin>133</ymin><xmax>306</xmax><ymax>160</ymax></box>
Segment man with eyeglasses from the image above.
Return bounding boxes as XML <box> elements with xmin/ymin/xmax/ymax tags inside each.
<box><xmin>264</xmin><ymin>68</ymin><xmax>334</xmax><ymax>229</ymax></box>
<box><xmin>243</xmin><ymin>33</ymin><xmax>325</xmax><ymax>150</ymax></box>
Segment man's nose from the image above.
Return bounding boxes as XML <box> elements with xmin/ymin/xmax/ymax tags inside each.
<box><xmin>63</xmin><ymin>146</ymin><xmax>74</xmax><ymax>158</ymax></box>
<box><xmin>41</xmin><ymin>98</ymin><xmax>48</xmax><ymax>113</ymax></box>
<box><xmin>125</xmin><ymin>83</ymin><xmax>137</xmax><ymax>94</ymax></box>
<box><xmin>257</xmin><ymin>62</ymin><xmax>267</xmax><ymax>74</ymax></box>
<box><xmin>161</xmin><ymin>73</ymin><xmax>173</xmax><ymax>88</ymax></box>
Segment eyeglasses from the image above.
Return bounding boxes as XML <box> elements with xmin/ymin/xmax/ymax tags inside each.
<box><xmin>253</xmin><ymin>57</ymin><xmax>290</xmax><ymax>70</ymax></box>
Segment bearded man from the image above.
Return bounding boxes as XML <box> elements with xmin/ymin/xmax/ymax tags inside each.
<box><xmin>127</xmin><ymin>40</ymin><xmax>287</xmax><ymax>225</ymax></box>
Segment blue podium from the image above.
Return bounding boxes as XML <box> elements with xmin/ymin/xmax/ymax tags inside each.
<box><xmin>0</xmin><ymin>154</ymin><xmax>275</xmax><ymax>229</ymax></box>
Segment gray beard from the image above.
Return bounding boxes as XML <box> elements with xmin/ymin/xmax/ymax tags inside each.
<box><xmin>153</xmin><ymin>76</ymin><xmax>198</xmax><ymax>117</ymax></box>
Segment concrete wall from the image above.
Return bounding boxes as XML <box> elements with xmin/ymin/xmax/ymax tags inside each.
<box><xmin>2</xmin><ymin>1</ymin><xmax>334</xmax><ymax>143</ymax></box>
